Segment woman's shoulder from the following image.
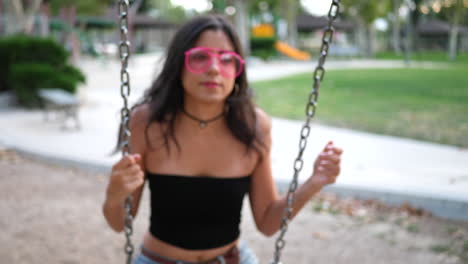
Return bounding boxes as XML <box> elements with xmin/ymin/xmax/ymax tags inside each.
<box><xmin>254</xmin><ymin>107</ymin><xmax>272</xmax><ymax>134</ymax></box>
<box><xmin>130</xmin><ymin>103</ymin><xmax>165</xmax><ymax>142</ymax></box>
<box><xmin>129</xmin><ymin>104</ymin><xmax>154</xmax><ymax>135</ymax></box>
<box><xmin>131</xmin><ymin>103</ymin><xmax>150</xmax><ymax>123</ymax></box>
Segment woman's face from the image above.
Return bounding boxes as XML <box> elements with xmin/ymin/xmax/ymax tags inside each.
<box><xmin>181</xmin><ymin>30</ymin><xmax>239</xmax><ymax>106</ymax></box>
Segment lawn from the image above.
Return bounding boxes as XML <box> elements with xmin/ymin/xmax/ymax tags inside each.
<box><xmin>251</xmin><ymin>66</ymin><xmax>468</xmax><ymax>147</ymax></box>
<box><xmin>376</xmin><ymin>51</ymin><xmax>468</xmax><ymax>65</ymax></box>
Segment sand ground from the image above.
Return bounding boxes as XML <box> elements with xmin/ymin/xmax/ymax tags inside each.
<box><xmin>1</xmin><ymin>149</ymin><xmax>466</xmax><ymax>264</ymax></box>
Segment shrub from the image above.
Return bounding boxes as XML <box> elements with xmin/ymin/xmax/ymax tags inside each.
<box><xmin>0</xmin><ymin>35</ymin><xmax>71</xmax><ymax>92</ymax></box>
<box><xmin>250</xmin><ymin>36</ymin><xmax>277</xmax><ymax>50</ymax></box>
<box><xmin>0</xmin><ymin>34</ymin><xmax>85</xmax><ymax>107</ymax></box>
<box><xmin>250</xmin><ymin>36</ymin><xmax>277</xmax><ymax>61</ymax></box>
<box><xmin>10</xmin><ymin>63</ymin><xmax>85</xmax><ymax>107</ymax></box>
<box><xmin>251</xmin><ymin>49</ymin><xmax>277</xmax><ymax>61</ymax></box>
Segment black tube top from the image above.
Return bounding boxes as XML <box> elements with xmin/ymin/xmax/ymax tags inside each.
<box><xmin>146</xmin><ymin>171</ymin><xmax>251</xmax><ymax>250</ymax></box>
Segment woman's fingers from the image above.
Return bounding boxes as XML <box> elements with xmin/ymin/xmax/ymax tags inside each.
<box><xmin>319</xmin><ymin>153</ymin><xmax>341</xmax><ymax>164</ymax></box>
<box><xmin>120</xmin><ymin>164</ymin><xmax>144</xmax><ymax>189</ymax></box>
<box><xmin>125</xmin><ymin>172</ymin><xmax>145</xmax><ymax>190</ymax></box>
<box><xmin>108</xmin><ymin>154</ymin><xmax>144</xmax><ymax>202</ymax></box>
<box><xmin>314</xmin><ymin>142</ymin><xmax>342</xmax><ymax>186</ymax></box>
<box><xmin>124</xmin><ymin>167</ymin><xmax>144</xmax><ymax>183</ymax></box>
<box><xmin>112</xmin><ymin>154</ymin><xmax>141</xmax><ymax>170</ymax></box>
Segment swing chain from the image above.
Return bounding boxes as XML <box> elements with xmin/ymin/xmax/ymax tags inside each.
<box><xmin>118</xmin><ymin>0</ymin><xmax>134</xmax><ymax>263</ymax></box>
<box><xmin>270</xmin><ymin>1</ymin><xmax>340</xmax><ymax>263</ymax></box>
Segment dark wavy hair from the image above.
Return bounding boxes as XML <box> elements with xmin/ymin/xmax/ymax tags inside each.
<box><xmin>123</xmin><ymin>14</ymin><xmax>262</xmax><ymax>154</ymax></box>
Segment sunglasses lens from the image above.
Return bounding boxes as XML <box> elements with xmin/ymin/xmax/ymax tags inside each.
<box><xmin>186</xmin><ymin>49</ymin><xmax>243</xmax><ymax>78</ymax></box>
<box><xmin>219</xmin><ymin>53</ymin><xmax>241</xmax><ymax>77</ymax></box>
<box><xmin>187</xmin><ymin>50</ymin><xmax>211</xmax><ymax>72</ymax></box>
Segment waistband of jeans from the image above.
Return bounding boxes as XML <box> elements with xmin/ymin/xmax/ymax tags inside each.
<box><xmin>140</xmin><ymin>245</ymin><xmax>239</xmax><ymax>264</ymax></box>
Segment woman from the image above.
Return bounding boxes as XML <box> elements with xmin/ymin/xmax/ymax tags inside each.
<box><xmin>103</xmin><ymin>14</ymin><xmax>342</xmax><ymax>264</ymax></box>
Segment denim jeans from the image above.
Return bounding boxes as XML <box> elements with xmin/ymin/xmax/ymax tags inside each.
<box><xmin>133</xmin><ymin>241</ymin><xmax>259</xmax><ymax>264</ymax></box>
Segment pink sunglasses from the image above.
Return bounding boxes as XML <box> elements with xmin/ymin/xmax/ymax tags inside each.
<box><xmin>184</xmin><ymin>47</ymin><xmax>245</xmax><ymax>78</ymax></box>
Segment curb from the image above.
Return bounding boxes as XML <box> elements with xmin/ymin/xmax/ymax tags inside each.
<box><xmin>5</xmin><ymin>144</ymin><xmax>468</xmax><ymax>222</ymax></box>
<box><xmin>276</xmin><ymin>180</ymin><xmax>468</xmax><ymax>222</ymax></box>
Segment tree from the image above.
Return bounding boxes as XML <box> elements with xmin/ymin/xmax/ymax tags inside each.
<box><xmin>232</xmin><ymin>0</ymin><xmax>250</xmax><ymax>55</ymax></box>
<box><xmin>440</xmin><ymin>0</ymin><xmax>467</xmax><ymax>60</ymax></box>
<box><xmin>279</xmin><ymin>0</ymin><xmax>299</xmax><ymax>47</ymax></box>
<box><xmin>5</xmin><ymin>0</ymin><xmax>43</xmax><ymax>34</ymax></box>
<box><xmin>211</xmin><ymin>0</ymin><xmax>227</xmax><ymax>12</ymax></box>
<box><xmin>341</xmin><ymin>0</ymin><xmax>391</xmax><ymax>57</ymax></box>
<box><xmin>248</xmin><ymin>0</ymin><xmax>301</xmax><ymax>46</ymax></box>
<box><xmin>47</xmin><ymin>0</ymin><xmax>113</xmax><ymax>15</ymax></box>
<box><xmin>144</xmin><ymin>0</ymin><xmax>189</xmax><ymax>23</ymax></box>
<box><xmin>423</xmin><ymin>0</ymin><xmax>467</xmax><ymax>60</ymax></box>
<box><xmin>390</xmin><ymin>0</ymin><xmax>403</xmax><ymax>54</ymax></box>
<box><xmin>448</xmin><ymin>0</ymin><xmax>467</xmax><ymax>60</ymax></box>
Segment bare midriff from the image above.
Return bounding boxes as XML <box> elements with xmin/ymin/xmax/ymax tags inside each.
<box><xmin>142</xmin><ymin>231</ymin><xmax>239</xmax><ymax>262</ymax></box>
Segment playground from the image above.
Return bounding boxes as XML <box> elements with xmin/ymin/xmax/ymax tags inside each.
<box><xmin>1</xmin><ymin>149</ymin><xmax>467</xmax><ymax>264</ymax></box>
<box><xmin>2</xmin><ymin>1</ymin><xmax>468</xmax><ymax>263</ymax></box>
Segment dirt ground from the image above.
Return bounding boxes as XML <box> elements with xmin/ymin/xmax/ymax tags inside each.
<box><xmin>1</xmin><ymin>148</ymin><xmax>467</xmax><ymax>264</ymax></box>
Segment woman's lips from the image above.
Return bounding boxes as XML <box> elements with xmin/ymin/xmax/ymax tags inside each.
<box><xmin>201</xmin><ymin>82</ymin><xmax>220</xmax><ymax>88</ymax></box>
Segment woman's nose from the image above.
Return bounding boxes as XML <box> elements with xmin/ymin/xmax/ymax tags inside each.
<box><xmin>207</xmin><ymin>57</ymin><xmax>221</xmax><ymax>75</ymax></box>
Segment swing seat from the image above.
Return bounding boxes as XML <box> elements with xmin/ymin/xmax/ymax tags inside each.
<box><xmin>38</xmin><ymin>88</ymin><xmax>81</xmax><ymax>130</ymax></box>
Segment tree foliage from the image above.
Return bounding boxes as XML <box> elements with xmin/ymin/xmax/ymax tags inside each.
<box><xmin>340</xmin><ymin>0</ymin><xmax>391</xmax><ymax>25</ymax></box>
<box><xmin>45</xmin><ymin>0</ymin><xmax>113</xmax><ymax>15</ymax></box>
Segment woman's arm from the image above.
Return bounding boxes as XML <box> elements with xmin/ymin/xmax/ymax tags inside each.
<box><xmin>249</xmin><ymin>109</ymin><xmax>342</xmax><ymax>236</ymax></box>
<box><xmin>102</xmin><ymin>105</ymin><xmax>149</xmax><ymax>232</ymax></box>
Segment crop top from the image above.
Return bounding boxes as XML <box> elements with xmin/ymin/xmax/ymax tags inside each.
<box><xmin>146</xmin><ymin>171</ymin><xmax>251</xmax><ymax>250</ymax></box>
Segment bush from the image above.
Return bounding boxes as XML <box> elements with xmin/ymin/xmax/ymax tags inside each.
<box><xmin>250</xmin><ymin>36</ymin><xmax>277</xmax><ymax>61</ymax></box>
<box><xmin>0</xmin><ymin>35</ymin><xmax>70</xmax><ymax>92</ymax></box>
<box><xmin>0</xmin><ymin>35</ymin><xmax>85</xmax><ymax>107</ymax></box>
<box><xmin>250</xmin><ymin>36</ymin><xmax>277</xmax><ymax>50</ymax></box>
<box><xmin>251</xmin><ymin>49</ymin><xmax>277</xmax><ymax>61</ymax></box>
<box><xmin>10</xmin><ymin>63</ymin><xmax>85</xmax><ymax>107</ymax></box>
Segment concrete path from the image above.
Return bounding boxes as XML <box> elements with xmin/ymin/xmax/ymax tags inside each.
<box><xmin>0</xmin><ymin>55</ymin><xmax>466</xmax><ymax>221</ymax></box>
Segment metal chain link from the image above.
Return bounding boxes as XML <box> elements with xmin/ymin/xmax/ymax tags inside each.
<box><xmin>117</xmin><ymin>1</ymin><xmax>134</xmax><ymax>263</ymax></box>
<box><xmin>270</xmin><ymin>1</ymin><xmax>340</xmax><ymax>263</ymax></box>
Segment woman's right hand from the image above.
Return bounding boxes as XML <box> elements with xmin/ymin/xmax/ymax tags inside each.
<box><xmin>106</xmin><ymin>154</ymin><xmax>145</xmax><ymax>205</ymax></box>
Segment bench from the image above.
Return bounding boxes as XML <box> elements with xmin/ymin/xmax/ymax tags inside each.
<box><xmin>38</xmin><ymin>89</ymin><xmax>81</xmax><ymax>130</ymax></box>
<box><xmin>329</xmin><ymin>44</ymin><xmax>360</xmax><ymax>57</ymax></box>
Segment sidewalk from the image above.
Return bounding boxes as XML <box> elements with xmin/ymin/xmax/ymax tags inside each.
<box><xmin>0</xmin><ymin>56</ymin><xmax>466</xmax><ymax>221</ymax></box>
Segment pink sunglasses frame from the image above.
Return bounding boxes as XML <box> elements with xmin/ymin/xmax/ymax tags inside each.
<box><xmin>184</xmin><ymin>47</ymin><xmax>245</xmax><ymax>79</ymax></box>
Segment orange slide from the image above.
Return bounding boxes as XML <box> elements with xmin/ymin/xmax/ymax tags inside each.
<box><xmin>274</xmin><ymin>41</ymin><xmax>311</xmax><ymax>61</ymax></box>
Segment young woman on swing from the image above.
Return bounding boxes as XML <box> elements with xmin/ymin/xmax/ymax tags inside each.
<box><xmin>103</xmin><ymin>14</ymin><xmax>343</xmax><ymax>264</ymax></box>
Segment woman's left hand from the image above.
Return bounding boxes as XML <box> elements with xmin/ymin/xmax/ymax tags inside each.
<box><xmin>310</xmin><ymin>141</ymin><xmax>343</xmax><ymax>188</ymax></box>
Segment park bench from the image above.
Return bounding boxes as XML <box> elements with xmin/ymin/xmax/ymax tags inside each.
<box><xmin>329</xmin><ymin>44</ymin><xmax>360</xmax><ymax>57</ymax></box>
<box><xmin>38</xmin><ymin>89</ymin><xmax>81</xmax><ymax>130</ymax></box>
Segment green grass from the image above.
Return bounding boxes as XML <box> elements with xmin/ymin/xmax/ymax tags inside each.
<box><xmin>376</xmin><ymin>51</ymin><xmax>468</xmax><ymax>65</ymax></box>
<box><xmin>251</xmin><ymin>66</ymin><xmax>468</xmax><ymax>147</ymax></box>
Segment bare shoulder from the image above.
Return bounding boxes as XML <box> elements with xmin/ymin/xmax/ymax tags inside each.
<box><xmin>254</xmin><ymin>107</ymin><xmax>272</xmax><ymax>153</ymax></box>
<box><xmin>130</xmin><ymin>103</ymin><xmax>166</xmax><ymax>149</ymax></box>
<box><xmin>128</xmin><ymin>104</ymin><xmax>151</xmax><ymax>150</ymax></box>
<box><xmin>130</xmin><ymin>103</ymin><xmax>151</xmax><ymax>128</ymax></box>
<box><xmin>255</xmin><ymin>107</ymin><xmax>272</xmax><ymax>136</ymax></box>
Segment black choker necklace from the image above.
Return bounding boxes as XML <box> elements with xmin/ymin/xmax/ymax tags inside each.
<box><xmin>182</xmin><ymin>109</ymin><xmax>225</xmax><ymax>128</ymax></box>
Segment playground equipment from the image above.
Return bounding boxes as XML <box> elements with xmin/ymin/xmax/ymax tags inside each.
<box><xmin>116</xmin><ymin>0</ymin><xmax>341</xmax><ymax>263</ymax></box>
<box><xmin>275</xmin><ymin>41</ymin><xmax>311</xmax><ymax>60</ymax></box>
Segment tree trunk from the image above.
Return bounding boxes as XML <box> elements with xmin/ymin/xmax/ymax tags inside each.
<box><xmin>355</xmin><ymin>18</ymin><xmax>367</xmax><ymax>57</ymax></box>
<box><xmin>448</xmin><ymin>0</ymin><xmax>463</xmax><ymax>61</ymax></box>
<box><xmin>448</xmin><ymin>24</ymin><xmax>459</xmax><ymax>61</ymax></box>
<box><xmin>367</xmin><ymin>24</ymin><xmax>376</xmax><ymax>57</ymax></box>
<box><xmin>403</xmin><ymin>0</ymin><xmax>413</xmax><ymax>65</ymax></box>
<box><xmin>68</xmin><ymin>6</ymin><xmax>80</xmax><ymax>63</ymax></box>
<box><xmin>39</xmin><ymin>3</ymin><xmax>50</xmax><ymax>36</ymax></box>
<box><xmin>127</xmin><ymin>0</ymin><xmax>144</xmax><ymax>53</ymax></box>
<box><xmin>234</xmin><ymin>0</ymin><xmax>250</xmax><ymax>55</ymax></box>
<box><xmin>7</xmin><ymin>0</ymin><xmax>43</xmax><ymax>34</ymax></box>
<box><xmin>391</xmin><ymin>0</ymin><xmax>402</xmax><ymax>54</ymax></box>
<box><xmin>284</xmin><ymin>0</ymin><xmax>298</xmax><ymax>47</ymax></box>
<box><xmin>0</xmin><ymin>0</ymin><xmax>3</xmax><ymax>34</ymax></box>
